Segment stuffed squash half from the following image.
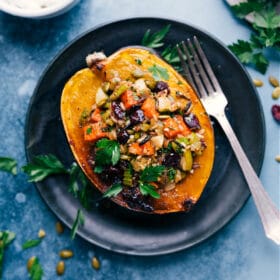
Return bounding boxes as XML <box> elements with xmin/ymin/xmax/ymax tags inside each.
<box><xmin>61</xmin><ymin>47</ymin><xmax>214</xmax><ymax>214</ymax></box>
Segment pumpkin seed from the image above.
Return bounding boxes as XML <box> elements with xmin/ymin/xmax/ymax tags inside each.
<box><xmin>272</xmin><ymin>87</ymin><xmax>280</xmax><ymax>100</ymax></box>
<box><xmin>269</xmin><ymin>76</ymin><xmax>279</xmax><ymax>87</ymax></box>
<box><xmin>91</xmin><ymin>257</ymin><xmax>100</xmax><ymax>270</ymax></box>
<box><xmin>27</xmin><ymin>256</ymin><xmax>36</xmax><ymax>272</ymax></box>
<box><xmin>59</xmin><ymin>250</ymin><xmax>74</xmax><ymax>259</ymax></box>
<box><xmin>56</xmin><ymin>222</ymin><xmax>64</xmax><ymax>234</ymax></box>
<box><xmin>253</xmin><ymin>79</ymin><xmax>263</xmax><ymax>87</ymax></box>
<box><xmin>56</xmin><ymin>261</ymin><xmax>65</xmax><ymax>276</ymax></box>
<box><xmin>275</xmin><ymin>155</ymin><xmax>280</xmax><ymax>163</ymax></box>
<box><xmin>38</xmin><ymin>229</ymin><xmax>46</xmax><ymax>239</ymax></box>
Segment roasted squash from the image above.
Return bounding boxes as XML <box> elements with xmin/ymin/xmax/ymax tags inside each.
<box><xmin>61</xmin><ymin>47</ymin><xmax>215</xmax><ymax>214</ymax></box>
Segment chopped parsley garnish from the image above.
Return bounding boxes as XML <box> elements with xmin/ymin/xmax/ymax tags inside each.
<box><xmin>139</xmin><ymin>183</ymin><xmax>160</xmax><ymax>199</ymax></box>
<box><xmin>102</xmin><ymin>183</ymin><xmax>123</xmax><ymax>198</ymax></box>
<box><xmin>140</xmin><ymin>165</ymin><xmax>165</xmax><ymax>182</ymax></box>
<box><xmin>71</xmin><ymin>209</ymin><xmax>85</xmax><ymax>240</ymax></box>
<box><xmin>29</xmin><ymin>257</ymin><xmax>44</xmax><ymax>280</ymax></box>
<box><xmin>95</xmin><ymin>138</ymin><xmax>120</xmax><ymax>166</ymax></box>
<box><xmin>167</xmin><ymin>168</ymin><xmax>176</xmax><ymax>181</ymax></box>
<box><xmin>22</xmin><ymin>239</ymin><xmax>42</xmax><ymax>250</ymax></box>
<box><xmin>68</xmin><ymin>162</ymin><xmax>91</xmax><ymax>209</ymax></box>
<box><xmin>141</xmin><ymin>24</ymin><xmax>170</xmax><ymax>48</ymax></box>
<box><xmin>148</xmin><ymin>64</ymin><xmax>169</xmax><ymax>81</ymax></box>
<box><xmin>86</xmin><ymin>126</ymin><xmax>93</xmax><ymax>135</ymax></box>
<box><xmin>135</xmin><ymin>58</ymin><xmax>142</xmax><ymax>65</ymax></box>
<box><xmin>22</xmin><ymin>154</ymin><xmax>67</xmax><ymax>182</ymax></box>
<box><xmin>0</xmin><ymin>231</ymin><xmax>15</xmax><ymax>278</ymax></box>
<box><xmin>0</xmin><ymin>157</ymin><xmax>17</xmax><ymax>175</ymax></box>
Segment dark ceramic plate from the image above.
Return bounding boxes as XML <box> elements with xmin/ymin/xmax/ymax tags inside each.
<box><xmin>25</xmin><ymin>18</ymin><xmax>265</xmax><ymax>256</ymax></box>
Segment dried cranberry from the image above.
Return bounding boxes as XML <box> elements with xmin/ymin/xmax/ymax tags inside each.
<box><xmin>162</xmin><ymin>152</ymin><xmax>180</xmax><ymax>168</ymax></box>
<box><xmin>111</xmin><ymin>101</ymin><xmax>125</xmax><ymax>120</ymax></box>
<box><xmin>183</xmin><ymin>113</ymin><xmax>201</xmax><ymax>130</ymax></box>
<box><xmin>154</xmin><ymin>81</ymin><xmax>169</xmax><ymax>93</ymax></box>
<box><xmin>271</xmin><ymin>104</ymin><xmax>280</xmax><ymax>122</ymax></box>
<box><xmin>98</xmin><ymin>165</ymin><xmax>122</xmax><ymax>185</ymax></box>
<box><xmin>130</xmin><ymin>109</ymin><xmax>145</xmax><ymax>125</ymax></box>
<box><xmin>122</xmin><ymin>187</ymin><xmax>154</xmax><ymax>212</ymax></box>
<box><xmin>117</xmin><ymin>129</ymin><xmax>129</xmax><ymax>144</ymax></box>
<box><xmin>183</xmin><ymin>199</ymin><xmax>195</xmax><ymax>212</ymax></box>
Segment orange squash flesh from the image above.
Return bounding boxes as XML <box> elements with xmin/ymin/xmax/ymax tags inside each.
<box><xmin>61</xmin><ymin>48</ymin><xmax>215</xmax><ymax>214</ymax></box>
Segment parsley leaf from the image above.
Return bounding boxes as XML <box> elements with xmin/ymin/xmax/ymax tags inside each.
<box><xmin>0</xmin><ymin>231</ymin><xmax>16</xmax><ymax>278</ymax></box>
<box><xmin>148</xmin><ymin>64</ymin><xmax>170</xmax><ymax>81</ymax></box>
<box><xmin>141</xmin><ymin>24</ymin><xmax>170</xmax><ymax>48</ymax></box>
<box><xmin>229</xmin><ymin>1</ymin><xmax>280</xmax><ymax>74</ymax></box>
<box><xmin>71</xmin><ymin>209</ymin><xmax>85</xmax><ymax>240</ymax></box>
<box><xmin>167</xmin><ymin>168</ymin><xmax>176</xmax><ymax>181</ymax></box>
<box><xmin>161</xmin><ymin>45</ymin><xmax>181</xmax><ymax>64</ymax></box>
<box><xmin>22</xmin><ymin>154</ymin><xmax>67</xmax><ymax>182</ymax></box>
<box><xmin>140</xmin><ymin>165</ymin><xmax>165</xmax><ymax>183</ymax></box>
<box><xmin>95</xmin><ymin>139</ymin><xmax>120</xmax><ymax>166</ymax></box>
<box><xmin>0</xmin><ymin>157</ymin><xmax>17</xmax><ymax>175</ymax></box>
<box><xmin>102</xmin><ymin>183</ymin><xmax>122</xmax><ymax>198</ymax></box>
<box><xmin>22</xmin><ymin>239</ymin><xmax>42</xmax><ymax>250</ymax></box>
<box><xmin>29</xmin><ymin>257</ymin><xmax>43</xmax><ymax>280</ymax></box>
<box><xmin>228</xmin><ymin>39</ymin><xmax>269</xmax><ymax>74</ymax></box>
<box><xmin>139</xmin><ymin>183</ymin><xmax>160</xmax><ymax>199</ymax></box>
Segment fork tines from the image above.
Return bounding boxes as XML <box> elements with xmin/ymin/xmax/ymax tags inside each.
<box><xmin>176</xmin><ymin>36</ymin><xmax>222</xmax><ymax>98</ymax></box>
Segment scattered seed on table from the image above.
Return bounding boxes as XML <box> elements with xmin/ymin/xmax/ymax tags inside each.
<box><xmin>272</xmin><ymin>87</ymin><xmax>280</xmax><ymax>100</ymax></box>
<box><xmin>56</xmin><ymin>261</ymin><xmax>65</xmax><ymax>276</ymax></box>
<box><xmin>269</xmin><ymin>76</ymin><xmax>279</xmax><ymax>87</ymax></box>
<box><xmin>59</xmin><ymin>249</ymin><xmax>74</xmax><ymax>259</ymax></box>
<box><xmin>275</xmin><ymin>155</ymin><xmax>280</xmax><ymax>163</ymax></box>
<box><xmin>91</xmin><ymin>257</ymin><xmax>100</xmax><ymax>270</ymax></box>
<box><xmin>253</xmin><ymin>79</ymin><xmax>263</xmax><ymax>87</ymax></box>
<box><xmin>38</xmin><ymin>229</ymin><xmax>46</xmax><ymax>238</ymax></box>
<box><xmin>27</xmin><ymin>256</ymin><xmax>36</xmax><ymax>272</ymax></box>
<box><xmin>56</xmin><ymin>222</ymin><xmax>64</xmax><ymax>234</ymax></box>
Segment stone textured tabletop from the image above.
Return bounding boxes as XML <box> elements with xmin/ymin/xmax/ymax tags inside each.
<box><xmin>0</xmin><ymin>0</ymin><xmax>279</xmax><ymax>279</ymax></box>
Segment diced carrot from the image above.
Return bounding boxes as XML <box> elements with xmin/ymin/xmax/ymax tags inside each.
<box><xmin>83</xmin><ymin>123</ymin><xmax>107</xmax><ymax>142</ymax></box>
<box><xmin>91</xmin><ymin>108</ymin><xmax>102</xmax><ymax>122</ymax></box>
<box><xmin>128</xmin><ymin>141</ymin><xmax>155</xmax><ymax>156</ymax></box>
<box><xmin>121</xmin><ymin>90</ymin><xmax>139</xmax><ymax>110</ymax></box>
<box><xmin>129</xmin><ymin>142</ymin><xmax>143</xmax><ymax>155</ymax></box>
<box><xmin>141</xmin><ymin>97</ymin><xmax>158</xmax><ymax>120</ymax></box>
<box><xmin>163</xmin><ymin>115</ymin><xmax>191</xmax><ymax>138</ymax></box>
<box><xmin>175</xmin><ymin>115</ymin><xmax>191</xmax><ymax>136</ymax></box>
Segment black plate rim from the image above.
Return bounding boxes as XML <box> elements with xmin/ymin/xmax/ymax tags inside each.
<box><xmin>24</xmin><ymin>16</ymin><xmax>266</xmax><ymax>256</ymax></box>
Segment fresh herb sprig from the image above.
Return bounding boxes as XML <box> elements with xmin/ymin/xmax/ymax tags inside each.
<box><xmin>0</xmin><ymin>157</ymin><xmax>17</xmax><ymax>175</ymax></box>
<box><xmin>29</xmin><ymin>257</ymin><xmax>43</xmax><ymax>280</ymax></box>
<box><xmin>141</xmin><ymin>25</ymin><xmax>182</xmax><ymax>72</ymax></box>
<box><xmin>139</xmin><ymin>165</ymin><xmax>165</xmax><ymax>199</ymax></box>
<box><xmin>102</xmin><ymin>183</ymin><xmax>123</xmax><ymax>198</ymax></box>
<box><xmin>94</xmin><ymin>139</ymin><xmax>120</xmax><ymax>169</ymax></box>
<box><xmin>141</xmin><ymin>24</ymin><xmax>171</xmax><ymax>48</ymax></box>
<box><xmin>229</xmin><ymin>1</ymin><xmax>280</xmax><ymax>73</ymax></box>
<box><xmin>0</xmin><ymin>231</ymin><xmax>16</xmax><ymax>278</ymax></box>
<box><xmin>71</xmin><ymin>209</ymin><xmax>85</xmax><ymax>240</ymax></box>
<box><xmin>22</xmin><ymin>154</ymin><xmax>67</xmax><ymax>182</ymax></box>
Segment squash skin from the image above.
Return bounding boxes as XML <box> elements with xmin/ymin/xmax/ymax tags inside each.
<box><xmin>61</xmin><ymin>48</ymin><xmax>215</xmax><ymax>214</ymax></box>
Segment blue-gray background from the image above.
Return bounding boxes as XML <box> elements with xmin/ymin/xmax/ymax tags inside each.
<box><xmin>0</xmin><ymin>0</ymin><xmax>279</xmax><ymax>279</ymax></box>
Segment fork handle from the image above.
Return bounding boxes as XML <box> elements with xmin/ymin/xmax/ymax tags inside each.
<box><xmin>216</xmin><ymin>112</ymin><xmax>280</xmax><ymax>245</ymax></box>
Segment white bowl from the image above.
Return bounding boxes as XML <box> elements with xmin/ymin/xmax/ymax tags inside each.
<box><xmin>0</xmin><ymin>0</ymin><xmax>80</xmax><ymax>19</ymax></box>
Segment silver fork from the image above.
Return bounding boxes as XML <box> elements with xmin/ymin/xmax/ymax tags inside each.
<box><xmin>177</xmin><ymin>36</ymin><xmax>280</xmax><ymax>245</ymax></box>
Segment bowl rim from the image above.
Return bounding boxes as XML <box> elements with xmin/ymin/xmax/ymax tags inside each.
<box><xmin>0</xmin><ymin>0</ymin><xmax>76</xmax><ymax>18</ymax></box>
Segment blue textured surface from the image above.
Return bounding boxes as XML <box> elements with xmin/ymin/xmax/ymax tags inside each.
<box><xmin>0</xmin><ymin>0</ymin><xmax>279</xmax><ymax>279</ymax></box>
